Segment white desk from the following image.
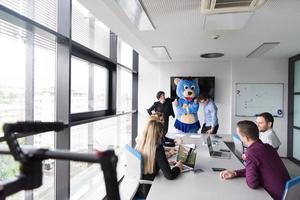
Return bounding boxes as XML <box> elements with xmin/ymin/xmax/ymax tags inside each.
<box><xmin>146</xmin><ymin>134</ymin><xmax>272</xmax><ymax>200</ymax></box>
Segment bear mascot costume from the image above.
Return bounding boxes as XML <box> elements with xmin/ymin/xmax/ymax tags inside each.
<box><xmin>174</xmin><ymin>78</ymin><xmax>200</xmax><ymax>133</ymax></box>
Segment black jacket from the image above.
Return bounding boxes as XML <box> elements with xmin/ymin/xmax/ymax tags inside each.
<box><xmin>147</xmin><ymin>98</ymin><xmax>175</xmax><ymax>118</ymax></box>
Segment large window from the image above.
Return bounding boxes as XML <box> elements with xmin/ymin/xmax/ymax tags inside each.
<box><xmin>0</xmin><ymin>0</ymin><xmax>58</xmax><ymax>31</ymax></box>
<box><xmin>71</xmin><ymin>56</ymin><xmax>109</xmax><ymax>114</ymax></box>
<box><xmin>0</xmin><ymin>0</ymin><xmax>139</xmax><ymax>199</ymax></box>
<box><xmin>0</xmin><ymin>20</ymin><xmax>26</xmax><ymax>134</ymax></box>
<box><xmin>117</xmin><ymin>39</ymin><xmax>133</xmax><ymax>69</ymax></box>
<box><xmin>70</xmin><ymin>114</ymin><xmax>131</xmax><ymax>199</ymax></box>
<box><xmin>117</xmin><ymin>67</ymin><xmax>132</xmax><ymax>113</ymax></box>
<box><xmin>288</xmin><ymin>55</ymin><xmax>300</xmax><ymax>165</ymax></box>
<box><xmin>0</xmin><ymin>17</ymin><xmax>56</xmax><ymax>199</ymax></box>
<box><xmin>72</xmin><ymin>0</ymin><xmax>110</xmax><ymax>57</ymax></box>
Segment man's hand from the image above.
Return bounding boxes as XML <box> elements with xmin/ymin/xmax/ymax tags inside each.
<box><xmin>242</xmin><ymin>154</ymin><xmax>247</xmax><ymax>160</ymax></box>
<box><xmin>220</xmin><ymin>170</ymin><xmax>237</xmax><ymax>180</ymax></box>
<box><xmin>207</xmin><ymin>128</ymin><xmax>214</xmax><ymax>134</ymax></box>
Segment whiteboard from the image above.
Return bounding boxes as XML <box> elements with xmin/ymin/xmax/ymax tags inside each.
<box><xmin>235</xmin><ymin>83</ymin><xmax>284</xmax><ymax>117</ymax></box>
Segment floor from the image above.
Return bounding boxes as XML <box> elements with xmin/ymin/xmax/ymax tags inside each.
<box><xmin>282</xmin><ymin>158</ymin><xmax>300</xmax><ymax>178</ymax></box>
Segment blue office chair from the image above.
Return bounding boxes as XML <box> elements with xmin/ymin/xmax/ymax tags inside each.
<box><xmin>119</xmin><ymin>145</ymin><xmax>152</xmax><ymax>200</ymax></box>
<box><xmin>282</xmin><ymin>176</ymin><xmax>300</xmax><ymax>200</ymax></box>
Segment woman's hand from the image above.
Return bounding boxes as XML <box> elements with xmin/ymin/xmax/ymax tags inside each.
<box><xmin>169</xmin><ymin>160</ymin><xmax>177</xmax><ymax>166</ymax></box>
<box><xmin>175</xmin><ymin>138</ymin><xmax>183</xmax><ymax>145</ymax></box>
<box><xmin>175</xmin><ymin>160</ymin><xmax>183</xmax><ymax>172</ymax></box>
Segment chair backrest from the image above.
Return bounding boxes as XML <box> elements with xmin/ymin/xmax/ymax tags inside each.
<box><xmin>125</xmin><ymin>144</ymin><xmax>143</xmax><ymax>180</ymax></box>
<box><xmin>119</xmin><ymin>145</ymin><xmax>144</xmax><ymax>200</ymax></box>
<box><xmin>282</xmin><ymin>176</ymin><xmax>300</xmax><ymax>200</ymax></box>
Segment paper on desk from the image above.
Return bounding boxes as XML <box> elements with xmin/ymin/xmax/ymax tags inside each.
<box><xmin>189</xmin><ymin>134</ymin><xmax>201</xmax><ymax>139</ymax></box>
<box><xmin>183</xmin><ymin>143</ymin><xmax>196</xmax><ymax>149</ymax></box>
<box><xmin>174</xmin><ymin>133</ymin><xmax>185</xmax><ymax>138</ymax></box>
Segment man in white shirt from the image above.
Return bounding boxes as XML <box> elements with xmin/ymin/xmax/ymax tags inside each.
<box><xmin>256</xmin><ymin>112</ymin><xmax>281</xmax><ymax>150</ymax></box>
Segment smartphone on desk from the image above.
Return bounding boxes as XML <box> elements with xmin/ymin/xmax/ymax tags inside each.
<box><xmin>219</xmin><ymin>149</ymin><xmax>230</xmax><ymax>152</ymax></box>
<box><xmin>212</xmin><ymin>167</ymin><xmax>226</xmax><ymax>172</ymax></box>
<box><xmin>193</xmin><ymin>168</ymin><xmax>204</xmax><ymax>173</ymax></box>
<box><xmin>214</xmin><ymin>135</ymin><xmax>222</xmax><ymax>139</ymax></box>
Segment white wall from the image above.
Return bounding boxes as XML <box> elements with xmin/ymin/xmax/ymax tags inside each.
<box><xmin>138</xmin><ymin>56</ymin><xmax>160</xmax><ymax>135</ymax></box>
<box><xmin>231</xmin><ymin>58</ymin><xmax>289</xmax><ymax>156</ymax></box>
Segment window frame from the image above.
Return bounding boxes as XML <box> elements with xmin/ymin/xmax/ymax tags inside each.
<box><xmin>288</xmin><ymin>53</ymin><xmax>300</xmax><ymax>166</ymax></box>
<box><xmin>70</xmin><ymin>42</ymin><xmax>117</xmax><ymax>122</ymax></box>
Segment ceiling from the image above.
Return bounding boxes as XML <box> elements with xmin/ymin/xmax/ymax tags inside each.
<box><xmin>80</xmin><ymin>0</ymin><xmax>300</xmax><ymax>62</ymax></box>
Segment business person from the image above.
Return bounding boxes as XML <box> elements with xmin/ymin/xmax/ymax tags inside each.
<box><xmin>151</xmin><ymin>112</ymin><xmax>182</xmax><ymax>148</ymax></box>
<box><xmin>147</xmin><ymin>91</ymin><xmax>175</xmax><ymax>136</ymax></box>
<box><xmin>220</xmin><ymin>120</ymin><xmax>290</xmax><ymax>200</ymax></box>
<box><xmin>256</xmin><ymin>112</ymin><xmax>281</xmax><ymax>149</ymax></box>
<box><xmin>198</xmin><ymin>93</ymin><xmax>219</xmax><ymax>134</ymax></box>
<box><xmin>135</xmin><ymin>118</ymin><xmax>182</xmax><ymax>198</ymax></box>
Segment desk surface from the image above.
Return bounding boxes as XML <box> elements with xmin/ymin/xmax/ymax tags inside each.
<box><xmin>146</xmin><ymin>134</ymin><xmax>272</xmax><ymax>200</ymax></box>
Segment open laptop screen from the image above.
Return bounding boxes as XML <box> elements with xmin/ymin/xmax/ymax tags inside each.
<box><xmin>206</xmin><ymin>136</ymin><xmax>214</xmax><ymax>155</ymax></box>
<box><xmin>176</xmin><ymin>144</ymin><xmax>196</xmax><ymax>168</ymax></box>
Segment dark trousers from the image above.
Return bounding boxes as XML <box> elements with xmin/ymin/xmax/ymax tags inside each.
<box><xmin>201</xmin><ymin>123</ymin><xmax>219</xmax><ymax>134</ymax></box>
<box><xmin>162</xmin><ymin>116</ymin><xmax>169</xmax><ymax>136</ymax></box>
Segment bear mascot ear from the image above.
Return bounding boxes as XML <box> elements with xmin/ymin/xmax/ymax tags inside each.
<box><xmin>174</xmin><ymin>78</ymin><xmax>181</xmax><ymax>86</ymax></box>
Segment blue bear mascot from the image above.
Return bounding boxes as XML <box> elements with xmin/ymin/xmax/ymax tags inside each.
<box><xmin>174</xmin><ymin>78</ymin><xmax>200</xmax><ymax>133</ymax></box>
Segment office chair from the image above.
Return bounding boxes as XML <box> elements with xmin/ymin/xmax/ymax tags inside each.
<box><xmin>119</xmin><ymin>145</ymin><xmax>152</xmax><ymax>200</ymax></box>
<box><xmin>282</xmin><ymin>176</ymin><xmax>300</xmax><ymax>200</ymax></box>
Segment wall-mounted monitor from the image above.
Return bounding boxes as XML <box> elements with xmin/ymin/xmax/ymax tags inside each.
<box><xmin>170</xmin><ymin>76</ymin><xmax>215</xmax><ymax>100</ymax></box>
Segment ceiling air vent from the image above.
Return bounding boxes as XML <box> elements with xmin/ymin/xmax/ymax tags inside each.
<box><xmin>201</xmin><ymin>0</ymin><xmax>267</xmax><ymax>14</ymax></box>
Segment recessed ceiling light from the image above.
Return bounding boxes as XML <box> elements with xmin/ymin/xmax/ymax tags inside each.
<box><xmin>200</xmin><ymin>53</ymin><xmax>224</xmax><ymax>58</ymax></box>
<box><xmin>211</xmin><ymin>34</ymin><xmax>220</xmax><ymax>40</ymax></box>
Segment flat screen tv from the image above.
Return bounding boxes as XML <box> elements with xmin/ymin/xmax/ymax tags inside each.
<box><xmin>170</xmin><ymin>76</ymin><xmax>215</xmax><ymax>100</ymax></box>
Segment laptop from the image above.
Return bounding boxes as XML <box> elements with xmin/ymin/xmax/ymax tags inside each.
<box><xmin>176</xmin><ymin>144</ymin><xmax>197</xmax><ymax>172</ymax></box>
<box><xmin>207</xmin><ymin>136</ymin><xmax>231</xmax><ymax>159</ymax></box>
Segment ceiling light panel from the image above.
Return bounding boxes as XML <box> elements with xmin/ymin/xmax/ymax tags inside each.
<box><xmin>203</xmin><ymin>12</ymin><xmax>254</xmax><ymax>30</ymax></box>
<box><xmin>152</xmin><ymin>46</ymin><xmax>172</xmax><ymax>60</ymax></box>
<box><xmin>114</xmin><ymin>0</ymin><xmax>155</xmax><ymax>31</ymax></box>
<box><xmin>247</xmin><ymin>42</ymin><xmax>280</xmax><ymax>58</ymax></box>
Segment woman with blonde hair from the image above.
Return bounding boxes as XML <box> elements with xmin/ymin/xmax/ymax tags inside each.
<box><xmin>150</xmin><ymin>112</ymin><xmax>183</xmax><ymax>147</ymax></box>
<box><xmin>135</xmin><ymin>118</ymin><xmax>182</xmax><ymax>198</ymax></box>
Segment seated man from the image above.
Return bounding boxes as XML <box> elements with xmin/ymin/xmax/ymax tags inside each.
<box><xmin>256</xmin><ymin>112</ymin><xmax>281</xmax><ymax>149</ymax></box>
<box><xmin>220</xmin><ymin>120</ymin><xmax>290</xmax><ymax>200</ymax></box>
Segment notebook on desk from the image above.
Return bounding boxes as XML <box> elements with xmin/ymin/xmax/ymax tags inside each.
<box><xmin>176</xmin><ymin>144</ymin><xmax>197</xmax><ymax>172</ymax></box>
<box><xmin>207</xmin><ymin>136</ymin><xmax>231</xmax><ymax>159</ymax></box>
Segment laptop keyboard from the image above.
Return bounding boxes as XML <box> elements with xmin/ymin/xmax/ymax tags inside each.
<box><xmin>213</xmin><ymin>151</ymin><xmax>222</xmax><ymax>157</ymax></box>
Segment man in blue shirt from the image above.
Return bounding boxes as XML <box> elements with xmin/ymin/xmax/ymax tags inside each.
<box><xmin>199</xmin><ymin>94</ymin><xmax>219</xmax><ymax>134</ymax></box>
